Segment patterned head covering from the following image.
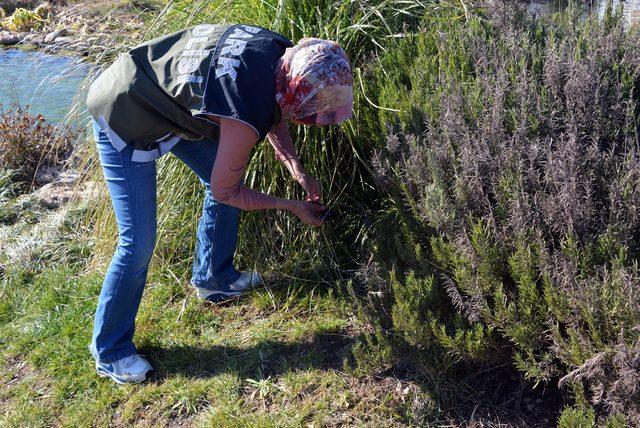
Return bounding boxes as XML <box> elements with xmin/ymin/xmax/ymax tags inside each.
<box><xmin>275</xmin><ymin>38</ymin><xmax>353</xmax><ymax>126</ymax></box>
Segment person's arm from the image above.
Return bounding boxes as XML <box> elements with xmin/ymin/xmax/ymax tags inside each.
<box><xmin>267</xmin><ymin>118</ymin><xmax>322</xmax><ymax>202</ymax></box>
<box><xmin>267</xmin><ymin>118</ymin><xmax>305</xmax><ymax>178</ymax></box>
<box><xmin>210</xmin><ymin>117</ymin><xmax>325</xmax><ymax>224</ymax></box>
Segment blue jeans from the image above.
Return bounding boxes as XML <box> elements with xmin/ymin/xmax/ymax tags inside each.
<box><xmin>89</xmin><ymin>120</ymin><xmax>241</xmax><ymax>363</ymax></box>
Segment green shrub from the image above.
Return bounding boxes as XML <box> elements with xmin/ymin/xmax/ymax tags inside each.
<box><xmin>366</xmin><ymin>2</ymin><xmax>640</xmax><ymax>422</ymax></box>
<box><xmin>557</xmin><ymin>406</ymin><xmax>628</xmax><ymax>428</ymax></box>
<box><xmin>557</xmin><ymin>406</ymin><xmax>596</xmax><ymax>428</ymax></box>
<box><xmin>3</xmin><ymin>6</ymin><xmax>45</xmax><ymax>31</ymax></box>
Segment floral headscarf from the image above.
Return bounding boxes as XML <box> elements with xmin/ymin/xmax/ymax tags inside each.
<box><xmin>275</xmin><ymin>38</ymin><xmax>353</xmax><ymax>126</ymax></box>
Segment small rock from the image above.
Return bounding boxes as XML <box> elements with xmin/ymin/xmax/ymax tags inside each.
<box><xmin>0</xmin><ymin>32</ymin><xmax>20</xmax><ymax>45</ymax></box>
<box><xmin>44</xmin><ymin>28</ymin><xmax>67</xmax><ymax>44</ymax></box>
<box><xmin>36</xmin><ymin>183</ymin><xmax>74</xmax><ymax>209</ymax></box>
<box><xmin>22</xmin><ymin>33</ymin><xmax>45</xmax><ymax>45</ymax></box>
<box><xmin>54</xmin><ymin>36</ymin><xmax>73</xmax><ymax>45</ymax></box>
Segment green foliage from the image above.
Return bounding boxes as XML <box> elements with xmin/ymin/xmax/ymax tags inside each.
<box><xmin>346</xmin><ymin>327</ymin><xmax>396</xmax><ymax>378</ymax></box>
<box><xmin>2</xmin><ymin>5</ymin><xmax>46</xmax><ymax>31</ymax></box>
<box><xmin>390</xmin><ymin>271</ymin><xmax>438</xmax><ymax>348</ymax></box>
<box><xmin>362</xmin><ymin>1</ymin><xmax>640</xmax><ymax>422</ymax></box>
<box><xmin>605</xmin><ymin>414</ymin><xmax>629</xmax><ymax>428</ymax></box>
<box><xmin>557</xmin><ymin>406</ymin><xmax>596</xmax><ymax>428</ymax></box>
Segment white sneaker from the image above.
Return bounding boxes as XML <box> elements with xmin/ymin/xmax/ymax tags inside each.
<box><xmin>196</xmin><ymin>271</ymin><xmax>263</xmax><ymax>303</ymax></box>
<box><xmin>96</xmin><ymin>354</ymin><xmax>153</xmax><ymax>385</ymax></box>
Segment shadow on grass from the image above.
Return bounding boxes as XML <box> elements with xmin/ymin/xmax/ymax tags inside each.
<box><xmin>136</xmin><ymin>280</ymin><xmax>565</xmax><ymax>425</ymax></box>
<box><xmin>142</xmin><ymin>338</ymin><xmax>564</xmax><ymax>426</ymax></box>
<box><xmin>141</xmin><ymin>331</ymin><xmax>354</xmax><ymax>382</ymax></box>
<box><xmin>395</xmin><ymin>359</ymin><xmax>565</xmax><ymax>426</ymax></box>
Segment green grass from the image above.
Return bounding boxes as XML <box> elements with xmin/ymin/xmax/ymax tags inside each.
<box><xmin>0</xmin><ymin>264</ymin><xmax>404</xmax><ymax>426</ymax></box>
<box><xmin>0</xmin><ymin>205</ymin><xmax>428</xmax><ymax>427</ymax></box>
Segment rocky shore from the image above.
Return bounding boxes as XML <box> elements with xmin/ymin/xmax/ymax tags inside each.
<box><xmin>0</xmin><ymin>27</ymin><xmax>86</xmax><ymax>53</ymax></box>
<box><xmin>0</xmin><ymin>1</ymin><xmax>148</xmax><ymax>56</ymax></box>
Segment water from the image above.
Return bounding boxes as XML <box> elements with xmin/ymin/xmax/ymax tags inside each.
<box><xmin>603</xmin><ymin>0</ymin><xmax>640</xmax><ymax>25</ymax></box>
<box><xmin>0</xmin><ymin>49</ymin><xmax>91</xmax><ymax>124</ymax></box>
<box><xmin>528</xmin><ymin>0</ymin><xmax>640</xmax><ymax>26</ymax></box>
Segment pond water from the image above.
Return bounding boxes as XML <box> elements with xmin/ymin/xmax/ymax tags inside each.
<box><xmin>597</xmin><ymin>0</ymin><xmax>640</xmax><ymax>25</ymax></box>
<box><xmin>528</xmin><ymin>0</ymin><xmax>640</xmax><ymax>25</ymax></box>
<box><xmin>0</xmin><ymin>49</ymin><xmax>91</xmax><ymax>124</ymax></box>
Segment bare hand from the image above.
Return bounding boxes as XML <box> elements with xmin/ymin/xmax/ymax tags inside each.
<box><xmin>297</xmin><ymin>173</ymin><xmax>322</xmax><ymax>203</ymax></box>
<box><xmin>290</xmin><ymin>200</ymin><xmax>327</xmax><ymax>226</ymax></box>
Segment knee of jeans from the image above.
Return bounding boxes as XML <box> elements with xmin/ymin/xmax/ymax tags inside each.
<box><xmin>116</xmin><ymin>233</ymin><xmax>156</xmax><ymax>270</ymax></box>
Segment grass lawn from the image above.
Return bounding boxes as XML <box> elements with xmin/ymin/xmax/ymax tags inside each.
<box><xmin>0</xmin><ymin>200</ymin><xmax>428</xmax><ymax>427</ymax></box>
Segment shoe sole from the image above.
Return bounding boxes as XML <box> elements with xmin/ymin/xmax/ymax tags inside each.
<box><xmin>198</xmin><ymin>290</ymin><xmax>244</xmax><ymax>304</ymax></box>
<box><xmin>96</xmin><ymin>366</ymin><xmax>148</xmax><ymax>385</ymax></box>
<box><xmin>196</xmin><ymin>283</ymin><xmax>266</xmax><ymax>304</ymax></box>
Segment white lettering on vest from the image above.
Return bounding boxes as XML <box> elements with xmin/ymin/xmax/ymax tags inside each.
<box><xmin>176</xmin><ymin>26</ymin><xmax>217</xmax><ymax>87</ymax></box>
<box><xmin>242</xmin><ymin>25</ymin><xmax>260</xmax><ymax>34</ymax></box>
<box><xmin>177</xmin><ymin>75</ymin><xmax>204</xmax><ymax>84</ymax></box>
<box><xmin>214</xmin><ymin>57</ymin><xmax>241</xmax><ymax>80</ymax></box>
<box><xmin>182</xmin><ymin>49</ymin><xmax>210</xmax><ymax>57</ymax></box>
<box><xmin>214</xmin><ymin>25</ymin><xmax>261</xmax><ymax>81</ymax></box>
<box><xmin>229</xmin><ymin>28</ymin><xmax>253</xmax><ymax>39</ymax></box>
<box><xmin>178</xmin><ymin>57</ymin><xmax>200</xmax><ymax>74</ymax></box>
<box><xmin>220</xmin><ymin>39</ymin><xmax>247</xmax><ymax>56</ymax></box>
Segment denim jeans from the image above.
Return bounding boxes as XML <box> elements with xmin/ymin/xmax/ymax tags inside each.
<box><xmin>89</xmin><ymin>119</ymin><xmax>241</xmax><ymax>363</ymax></box>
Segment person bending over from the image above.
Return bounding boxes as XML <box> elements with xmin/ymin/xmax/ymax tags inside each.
<box><xmin>85</xmin><ymin>23</ymin><xmax>353</xmax><ymax>384</ymax></box>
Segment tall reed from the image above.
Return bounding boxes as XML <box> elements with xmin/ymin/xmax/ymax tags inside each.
<box><xmin>77</xmin><ymin>0</ymin><xmax>432</xmax><ymax>281</ymax></box>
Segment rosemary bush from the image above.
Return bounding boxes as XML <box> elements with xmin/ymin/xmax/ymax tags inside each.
<box><xmin>367</xmin><ymin>3</ymin><xmax>640</xmax><ymax>422</ymax></box>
